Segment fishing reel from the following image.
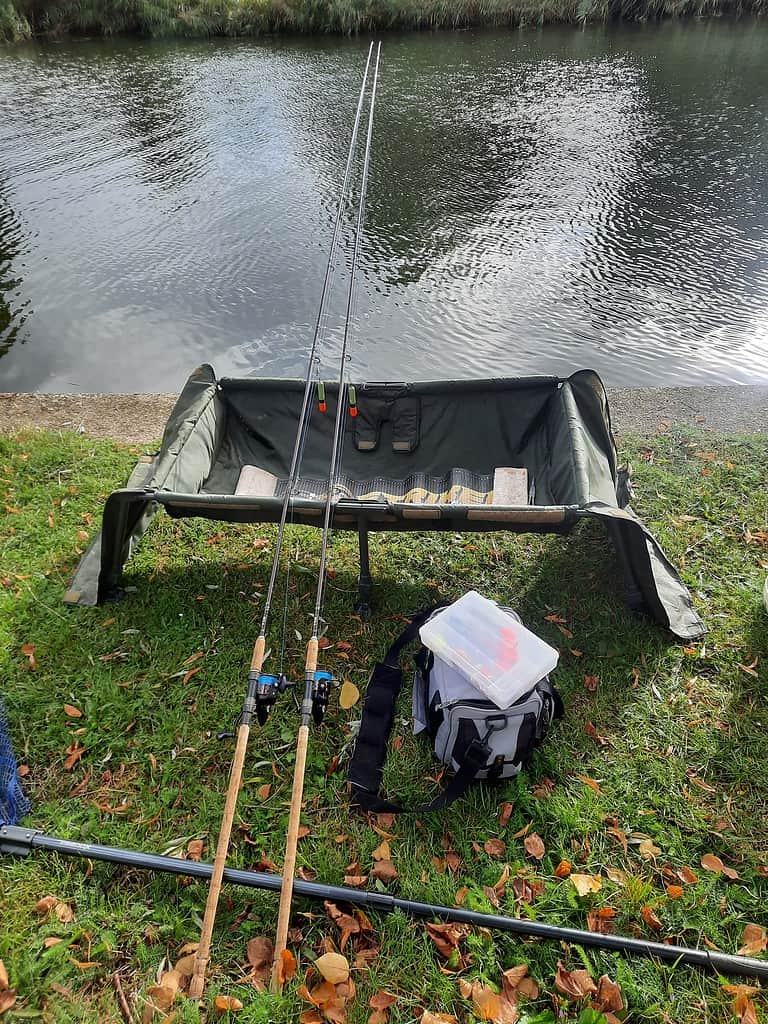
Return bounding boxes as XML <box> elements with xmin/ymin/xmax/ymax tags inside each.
<box><xmin>253</xmin><ymin>672</ymin><xmax>293</xmax><ymax>725</ymax></box>
<box><xmin>311</xmin><ymin>670</ymin><xmax>333</xmax><ymax>725</ymax></box>
<box><xmin>216</xmin><ymin>672</ymin><xmax>293</xmax><ymax>740</ymax></box>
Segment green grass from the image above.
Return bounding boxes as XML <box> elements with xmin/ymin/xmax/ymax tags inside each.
<box><xmin>0</xmin><ymin>0</ymin><xmax>764</xmax><ymax>43</ymax></box>
<box><xmin>0</xmin><ymin>426</ymin><xmax>767</xmax><ymax>1022</ymax></box>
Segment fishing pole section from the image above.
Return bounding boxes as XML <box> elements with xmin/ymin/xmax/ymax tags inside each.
<box><xmin>270</xmin><ymin>40</ymin><xmax>382</xmax><ymax>993</ymax></box>
<box><xmin>3</xmin><ymin>825</ymin><xmax>767</xmax><ymax>983</ymax></box>
<box><xmin>187</xmin><ymin>42</ymin><xmax>376</xmax><ymax>1002</ymax></box>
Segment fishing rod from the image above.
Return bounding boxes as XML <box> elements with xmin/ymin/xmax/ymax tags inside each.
<box><xmin>3</xmin><ymin>825</ymin><xmax>766</xmax><ymax>982</ymax></box>
<box><xmin>187</xmin><ymin>43</ymin><xmax>376</xmax><ymax>1002</ymax></box>
<box><xmin>270</xmin><ymin>41</ymin><xmax>382</xmax><ymax>993</ymax></box>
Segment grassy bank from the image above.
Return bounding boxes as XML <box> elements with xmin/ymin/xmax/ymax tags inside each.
<box><xmin>1</xmin><ymin>426</ymin><xmax>767</xmax><ymax>1022</ymax></box>
<box><xmin>0</xmin><ymin>0</ymin><xmax>764</xmax><ymax>43</ymax></box>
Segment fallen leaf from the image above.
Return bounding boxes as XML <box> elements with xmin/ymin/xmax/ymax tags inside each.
<box><xmin>372</xmin><ymin>840</ymin><xmax>390</xmax><ymax>861</ymax></box>
<box><xmin>420</xmin><ymin>1013</ymin><xmax>458</xmax><ymax>1024</ymax></box>
<box><xmin>371</xmin><ymin>859</ymin><xmax>398</xmax><ymax>884</ymax></box>
<box><xmin>584</xmin><ymin>721</ymin><xmax>609</xmax><ymax>746</ymax></box>
<box><xmin>576</xmin><ymin>774</ymin><xmax>602</xmax><ymax>794</ymax></box>
<box><xmin>554</xmin><ymin>961</ymin><xmax>597</xmax><ymax>999</ymax></box>
<box><xmin>738</xmin><ymin>924</ymin><xmax>768</xmax><ymax>956</ymax></box>
<box><xmin>511</xmin><ymin>876</ymin><xmax>544</xmax><ymax>905</ymax></box>
<box><xmin>187</xmin><ymin>839</ymin><xmax>204</xmax><ymax>862</ymax></box>
<box><xmin>570</xmin><ymin>874</ymin><xmax>602</xmax><ymax>896</ymax></box>
<box><xmin>214</xmin><ymin>994</ymin><xmax>244</xmax><ymax>1013</ymax></box>
<box><xmin>584</xmin><ymin>675</ymin><xmax>599</xmax><ymax>691</ymax></box>
<box><xmin>64</xmin><ymin>741</ymin><xmax>85</xmax><ymax>771</ymax></box>
<box><xmin>339</xmin><ymin>681</ymin><xmax>360</xmax><ymax>709</ymax></box>
<box><xmin>0</xmin><ymin>989</ymin><xmax>17</xmax><ymax>1014</ymax></box>
<box><xmin>54</xmin><ymin>902</ymin><xmax>75</xmax><ymax>924</ymax></box>
<box><xmin>35</xmin><ymin>895</ymin><xmax>58</xmax><ymax>917</ymax></box>
<box><xmin>586</xmin><ymin>908</ymin><xmax>617</xmax><ymax>934</ymax></box>
<box><xmin>484</xmin><ymin>838</ymin><xmax>506</xmax><ymax>859</ymax></box>
<box><xmin>595</xmin><ymin>975</ymin><xmax>623</xmax><ymax>1013</ymax></box>
<box><xmin>701</xmin><ymin>853</ymin><xmax>739</xmax><ymax>879</ymax></box>
<box><xmin>369</xmin><ymin>991</ymin><xmax>397</xmax><ymax>1011</ymax></box>
<box><xmin>425</xmin><ymin>922</ymin><xmax>468</xmax><ymax>960</ymax></box>
<box><xmin>315</xmin><ymin>952</ymin><xmax>350</xmax><ymax>985</ymax></box>
<box><xmin>499</xmin><ymin>802</ymin><xmax>514</xmax><ymax>827</ymax></box>
<box><xmin>638</xmin><ymin>838</ymin><xmax>661</xmax><ymax>861</ymax></box>
<box><xmin>63</xmin><ymin>704</ymin><xmax>83</xmax><ymax>718</ymax></box>
<box><xmin>666</xmin><ymin>884</ymin><xmax>684</xmax><ymax>900</ymax></box>
<box><xmin>21</xmin><ymin>643</ymin><xmax>36</xmax><ymax>669</ymax></box>
<box><xmin>641</xmin><ymin>905</ymin><xmax>663</xmax><ymax>932</ymax></box>
<box><xmin>555</xmin><ymin>860</ymin><xmax>572</xmax><ymax>878</ymax></box>
<box><xmin>279</xmin><ymin>948</ymin><xmax>297</xmax><ymax>984</ymax></box>
<box><xmin>0</xmin><ymin>961</ymin><xmax>8</xmax><ymax>990</ymax></box>
<box><xmin>523</xmin><ymin>833</ymin><xmax>545</xmax><ymax>861</ymax></box>
<box><xmin>470</xmin><ymin>983</ymin><xmax>502</xmax><ymax>1021</ymax></box>
<box><xmin>43</xmin><ymin>937</ymin><xmax>64</xmax><ymax>948</ymax></box>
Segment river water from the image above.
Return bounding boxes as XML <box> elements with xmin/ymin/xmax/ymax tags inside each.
<box><xmin>0</xmin><ymin>23</ymin><xmax>767</xmax><ymax>393</ymax></box>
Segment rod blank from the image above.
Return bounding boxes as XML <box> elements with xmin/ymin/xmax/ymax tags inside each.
<box><xmin>3</xmin><ymin>825</ymin><xmax>766</xmax><ymax>983</ymax></box>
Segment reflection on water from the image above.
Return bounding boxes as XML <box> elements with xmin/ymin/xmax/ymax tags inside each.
<box><xmin>0</xmin><ymin>23</ymin><xmax>767</xmax><ymax>392</ymax></box>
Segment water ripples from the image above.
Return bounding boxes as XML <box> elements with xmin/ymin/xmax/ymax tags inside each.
<box><xmin>0</xmin><ymin>24</ymin><xmax>767</xmax><ymax>391</ymax></box>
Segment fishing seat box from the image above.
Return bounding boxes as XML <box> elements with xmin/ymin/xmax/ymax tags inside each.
<box><xmin>65</xmin><ymin>364</ymin><xmax>703</xmax><ymax>639</ymax></box>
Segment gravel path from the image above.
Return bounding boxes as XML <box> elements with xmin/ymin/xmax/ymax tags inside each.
<box><xmin>1</xmin><ymin>385</ymin><xmax>768</xmax><ymax>443</ymax></box>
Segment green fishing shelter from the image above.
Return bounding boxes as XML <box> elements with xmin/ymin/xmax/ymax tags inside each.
<box><xmin>65</xmin><ymin>364</ymin><xmax>704</xmax><ymax>640</ymax></box>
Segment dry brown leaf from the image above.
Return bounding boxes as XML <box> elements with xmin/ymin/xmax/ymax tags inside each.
<box><xmin>186</xmin><ymin>839</ymin><xmax>204</xmax><ymax>862</ymax></box>
<box><xmin>641</xmin><ymin>905</ymin><xmax>663</xmax><ymax>932</ymax></box>
<box><xmin>0</xmin><ymin>961</ymin><xmax>8</xmax><ymax>991</ymax></box>
<box><xmin>701</xmin><ymin>853</ymin><xmax>738</xmax><ymax>879</ymax></box>
<box><xmin>63</xmin><ymin>704</ymin><xmax>83</xmax><ymax>718</ymax></box>
<box><xmin>174</xmin><ymin>954</ymin><xmax>196</xmax><ymax>977</ymax></box>
<box><xmin>278</xmin><ymin>948</ymin><xmax>297</xmax><ymax>984</ymax></box>
<box><xmin>499</xmin><ymin>802</ymin><xmax>514</xmax><ymax>827</ymax></box>
<box><xmin>314</xmin><ymin>952</ymin><xmax>350</xmax><ymax>985</ymax></box>
<box><xmin>256</xmin><ymin>783</ymin><xmax>271</xmax><ymax>802</ymax></box>
<box><xmin>554</xmin><ymin>961</ymin><xmax>597</xmax><ymax>999</ymax></box>
<box><xmin>372</xmin><ymin>840</ymin><xmax>390</xmax><ymax>861</ymax></box>
<box><xmin>603</xmin><ymin>866</ymin><xmax>631</xmax><ymax>886</ymax></box>
<box><xmin>369</xmin><ymin>991</ymin><xmax>397</xmax><ymax>1012</ymax></box>
<box><xmin>584</xmin><ymin>721</ymin><xmax>609</xmax><ymax>746</ymax></box>
<box><xmin>511</xmin><ymin>876</ymin><xmax>544</xmax><ymax>905</ymax></box>
<box><xmin>471</xmin><ymin>984</ymin><xmax>503</xmax><ymax>1022</ymax></box>
<box><xmin>0</xmin><ymin>989</ymin><xmax>17</xmax><ymax>1014</ymax></box>
<box><xmin>425</xmin><ymin>922</ymin><xmax>467</xmax><ymax>960</ymax></box>
<box><xmin>54</xmin><ymin>902</ymin><xmax>75</xmax><ymax>924</ymax></box>
<box><xmin>64</xmin><ymin>741</ymin><xmax>85</xmax><ymax>771</ymax></box>
<box><xmin>570</xmin><ymin>874</ymin><xmax>602</xmax><ymax>896</ymax></box>
<box><xmin>576</xmin><ymin>774</ymin><xmax>602</xmax><ymax>794</ymax></box>
<box><xmin>595</xmin><ymin>975</ymin><xmax>624</xmax><ymax>1012</ymax></box>
<box><xmin>213</xmin><ymin>994</ymin><xmax>244</xmax><ymax>1014</ymax></box>
<box><xmin>371</xmin><ymin>859</ymin><xmax>398</xmax><ymax>884</ymax></box>
<box><xmin>523</xmin><ymin>833</ymin><xmax>545</xmax><ymax>861</ymax></box>
<box><xmin>738</xmin><ymin>924</ymin><xmax>768</xmax><ymax>956</ymax></box>
<box><xmin>666</xmin><ymin>884</ymin><xmax>683</xmax><ymax>900</ymax></box>
<box><xmin>324</xmin><ymin>902</ymin><xmax>361</xmax><ymax>950</ymax></box>
<box><xmin>484</xmin><ymin>838</ymin><xmax>506</xmax><ymax>859</ymax></box>
<box><xmin>637</xmin><ymin>838</ymin><xmax>661</xmax><ymax>861</ymax></box>
<box><xmin>339</xmin><ymin>681</ymin><xmax>360</xmax><ymax>709</ymax></box>
<box><xmin>420</xmin><ymin>1013</ymin><xmax>458</xmax><ymax>1024</ymax></box>
<box><xmin>35</xmin><ymin>895</ymin><xmax>58</xmax><ymax>917</ymax></box>
<box><xmin>584</xmin><ymin>675</ymin><xmax>599</xmax><ymax>691</ymax></box>
<box><xmin>554</xmin><ymin>860</ymin><xmax>571</xmax><ymax>878</ymax></box>
<box><xmin>586</xmin><ymin>908</ymin><xmax>617</xmax><ymax>934</ymax></box>
<box><xmin>43</xmin><ymin>937</ymin><xmax>64</xmax><ymax>948</ymax></box>
<box><xmin>679</xmin><ymin>866</ymin><xmax>698</xmax><ymax>884</ymax></box>
<box><xmin>21</xmin><ymin>643</ymin><xmax>36</xmax><ymax>669</ymax></box>
<box><xmin>145</xmin><ymin>984</ymin><xmax>176</xmax><ymax>1013</ymax></box>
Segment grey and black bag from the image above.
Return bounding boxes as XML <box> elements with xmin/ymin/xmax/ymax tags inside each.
<box><xmin>348</xmin><ymin>603</ymin><xmax>563</xmax><ymax>813</ymax></box>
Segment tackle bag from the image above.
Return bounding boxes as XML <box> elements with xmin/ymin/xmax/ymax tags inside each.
<box><xmin>348</xmin><ymin>603</ymin><xmax>563</xmax><ymax>813</ymax></box>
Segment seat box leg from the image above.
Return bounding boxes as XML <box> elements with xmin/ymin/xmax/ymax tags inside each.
<box><xmin>355</xmin><ymin>521</ymin><xmax>373</xmax><ymax>619</ymax></box>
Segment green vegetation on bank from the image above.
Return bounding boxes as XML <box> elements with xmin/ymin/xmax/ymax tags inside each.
<box><xmin>0</xmin><ymin>426</ymin><xmax>767</xmax><ymax>1022</ymax></box>
<box><xmin>0</xmin><ymin>0</ymin><xmax>764</xmax><ymax>42</ymax></box>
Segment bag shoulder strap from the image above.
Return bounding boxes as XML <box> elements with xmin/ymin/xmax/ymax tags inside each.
<box><xmin>348</xmin><ymin>602</ymin><xmax>488</xmax><ymax>814</ymax></box>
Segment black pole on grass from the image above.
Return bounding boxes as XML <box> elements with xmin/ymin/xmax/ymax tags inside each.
<box><xmin>2</xmin><ymin>824</ymin><xmax>766</xmax><ymax>983</ymax></box>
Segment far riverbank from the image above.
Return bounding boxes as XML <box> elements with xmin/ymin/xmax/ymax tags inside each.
<box><xmin>1</xmin><ymin>0</ymin><xmax>763</xmax><ymax>43</ymax></box>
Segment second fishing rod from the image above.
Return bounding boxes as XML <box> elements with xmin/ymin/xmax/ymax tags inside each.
<box><xmin>270</xmin><ymin>41</ymin><xmax>382</xmax><ymax>992</ymax></box>
<box><xmin>187</xmin><ymin>42</ymin><xmax>376</xmax><ymax>1002</ymax></box>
